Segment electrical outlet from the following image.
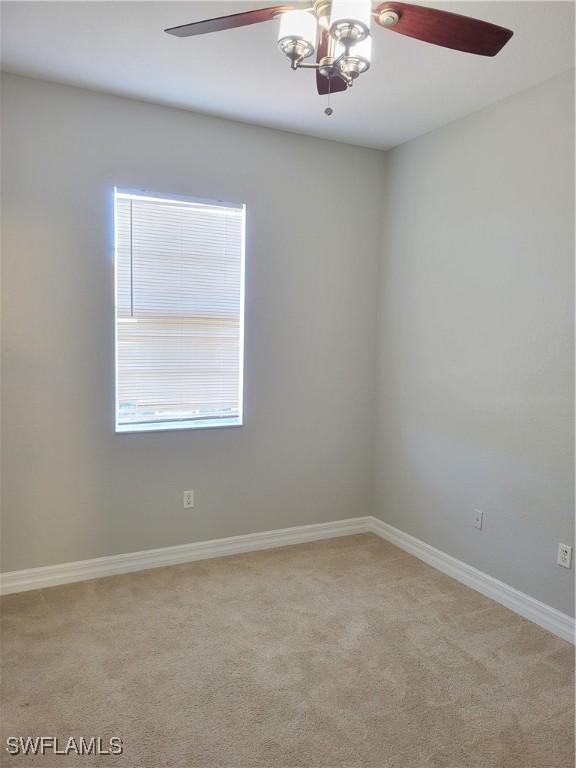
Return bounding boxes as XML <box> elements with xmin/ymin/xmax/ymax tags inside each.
<box><xmin>557</xmin><ymin>544</ymin><xmax>572</xmax><ymax>569</ymax></box>
<box><xmin>473</xmin><ymin>509</ymin><xmax>484</xmax><ymax>530</ymax></box>
<box><xmin>183</xmin><ymin>490</ymin><xmax>195</xmax><ymax>509</ymax></box>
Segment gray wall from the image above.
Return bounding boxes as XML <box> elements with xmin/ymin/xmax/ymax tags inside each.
<box><xmin>374</xmin><ymin>71</ymin><xmax>575</xmax><ymax>616</ymax></box>
<box><xmin>2</xmin><ymin>71</ymin><xmax>574</xmax><ymax>618</ymax></box>
<box><xmin>1</xmin><ymin>74</ymin><xmax>384</xmax><ymax>571</ymax></box>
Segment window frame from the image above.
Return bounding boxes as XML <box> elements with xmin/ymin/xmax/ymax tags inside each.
<box><xmin>113</xmin><ymin>187</ymin><xmax>246</xmax><ymax>434</ymax></box>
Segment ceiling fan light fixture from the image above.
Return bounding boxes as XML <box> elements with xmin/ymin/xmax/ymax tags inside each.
<box><xmin>166</xmin><ymin>3</ymin><xmax>514</xmax><ymax>104</ymax></box>
<box><xmin>338</xmin><ymin>34</ymin><xmax>372</xmax><ymax>78</ymax></box>
<box><xmin>277</xmin><ymin>10</ymin><xmax>318</xmax><ymax>62</ymax></box>
<box><xmin>329</xmin><ymin>0</ymin><xmax>372</xmax><ymax>44</ymax></box>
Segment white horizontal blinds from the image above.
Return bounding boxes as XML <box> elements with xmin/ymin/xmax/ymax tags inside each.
<box><xmin>115</xmin><ymin>191</ymin><xmax>244</xmax><ymax>428</ymax></box>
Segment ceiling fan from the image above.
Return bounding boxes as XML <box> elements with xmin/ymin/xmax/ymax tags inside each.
<box><xmin>165</xmin><ymin>1</ymin><xmax>513</xmax><ymax>114</ymax></box>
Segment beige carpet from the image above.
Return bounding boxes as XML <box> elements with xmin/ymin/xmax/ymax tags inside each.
<box><xmin>1</xmin><ymin>534</ymin><xmax>574</xmax><ymax>768</ymax></box>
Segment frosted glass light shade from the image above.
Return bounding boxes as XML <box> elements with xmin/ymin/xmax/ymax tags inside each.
<box><xmin>277</xmin><ymin>10</ymin><xmax>317</xmax><ymax>60</ymax></box>
<box><xmin>330</xmin><ymin>0</ymin><xmax>372</xmax><ymax>43</ymax></box>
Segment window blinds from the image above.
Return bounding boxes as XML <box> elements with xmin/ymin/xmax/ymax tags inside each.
<box><xmin>114</xmin><ymin>190</ymin><xmax>245</xmax><ymax>432</ymax></box>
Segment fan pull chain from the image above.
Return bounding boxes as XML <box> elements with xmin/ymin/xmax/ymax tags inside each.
<box><xmin>324</xmin><ymin>80</ymin><xmax>334</xmax><ymax>117</ymax></box>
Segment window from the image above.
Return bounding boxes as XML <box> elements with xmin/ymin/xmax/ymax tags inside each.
<box><xmin>114</xmin><ymin>189</ymin><xmax>245</xmax><ymax>433</ymax></box>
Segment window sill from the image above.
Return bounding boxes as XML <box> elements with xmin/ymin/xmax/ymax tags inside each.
<box><xmin>115</xmin><ymin>417</ymin><xmax>243</xmax><ymax>434</ymax></box>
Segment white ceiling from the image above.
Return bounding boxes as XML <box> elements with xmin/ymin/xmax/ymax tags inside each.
<box><xmin>1</xmin><ymin>1</ymin><xmax>574</xmax><ymax>149</ymax></box>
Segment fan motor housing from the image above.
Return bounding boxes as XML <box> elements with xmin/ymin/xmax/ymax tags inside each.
<box><xmin>313</xmin><ymin>0</ymin><xmax>332</xmax><ymax>27</ymax></box>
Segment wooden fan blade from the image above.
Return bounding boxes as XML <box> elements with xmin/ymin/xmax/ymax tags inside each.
<box><xmin>316</xmin><ymin>27</ymin><xmax>347</xmax><ymax>95</ymax></box>
<box><xmin>374</xmin><ymin>2</ymin><xmax>513</xmax><ymax>57</ymax></box>
<box><xmin>316</xmin><ymin>70</ymin><xmax>348</xmax><ymax>95</ymax></box>
<box><xmin>165</xmin><ymin>5</ymin><xmax>302</xmax><ymax>37</ymax></box>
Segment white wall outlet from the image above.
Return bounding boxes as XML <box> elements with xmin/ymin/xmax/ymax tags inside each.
<box><xmin>473</xmin><ymin>509</ymin><xmax>484</xmax><ymax>530</ymax></box>
<box><xmin>557</xmin><ymin>544</ymin><xmax>572</xmax><ymax>569</ymax></box>
<box><xmin>183</xmin><ymin>490</ymin><xmax>195</xmax><ymax>509</ymax></box>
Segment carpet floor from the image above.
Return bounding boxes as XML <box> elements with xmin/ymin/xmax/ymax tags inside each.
<box><xmin>1</xmin><ymin>534</ymin><xmax>574</xmax><ymax>768</ymax></box>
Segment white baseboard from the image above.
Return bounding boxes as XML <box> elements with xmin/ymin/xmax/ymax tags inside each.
<box><xmin>0</xmin><ymin>516</ymin><xmax>372</xmax><ymax>596</ymax></box>
<box><xmin>367</xmin><ymin>517</ymin><xmax>575</xmax><ymax>645</ymax></box>
<box><xmin>2</xmin><ymin>514</ymin><xmax>573</xmax><ymax>644</ymax></box>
